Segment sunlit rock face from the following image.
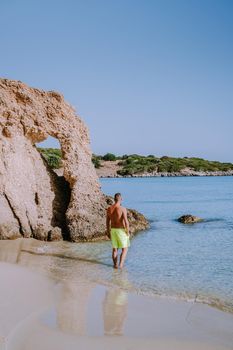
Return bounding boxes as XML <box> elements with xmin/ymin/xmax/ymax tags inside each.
<box><xmin>0</xmin><ymin>79</ymin><xmax>148</xmax><ymax>241</ymax></box>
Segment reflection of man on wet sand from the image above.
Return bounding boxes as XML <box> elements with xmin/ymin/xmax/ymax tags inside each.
<box><xmin>103</xmin><ymin>287</ymin><xmax>128</xmax><ymax>336</ymax></box>
<box><xmin>106</xmin><ymin>193</ymin><xmax>130</xmax><ymax>269</ymax></box>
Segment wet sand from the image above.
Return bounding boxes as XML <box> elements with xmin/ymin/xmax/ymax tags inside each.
<box><xmin>0</xmin><ymin>257</ymin><xmax>233</xmax><ymax>350</ymax></box>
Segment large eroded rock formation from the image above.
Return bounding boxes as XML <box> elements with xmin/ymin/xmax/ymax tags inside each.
<box><xmin>0</xmin><ymin>78</ymin><xmax>148</xmax><ymax>241</ymax></box>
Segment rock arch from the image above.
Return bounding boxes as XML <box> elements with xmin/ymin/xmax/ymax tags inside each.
<box><xmin>0</xmin><ymin>78</ymin><xmax>107</xmax><ymax>241</ymax></box>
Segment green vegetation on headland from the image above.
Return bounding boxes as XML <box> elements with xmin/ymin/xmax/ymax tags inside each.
<box><xmin>38</xmin><ymin>148</ymin><xmax>233</xmax><ymax>175</ymax></box>
<box><xmin>115</xmin><ymin>155</ymin><xmax>233</xmax><ymax>175</ymax></box>
<box><xmin>37</xmin><ymin>148</ymin><xmax>62</xmax><ymax>169</ymax></box>
<box><xmin>93</xmin><ymin>153</ymin><xmax>233</xmax><ymax>175</ymax></box>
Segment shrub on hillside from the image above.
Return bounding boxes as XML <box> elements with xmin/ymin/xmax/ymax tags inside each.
<box><xmin>103</xmin><ymin>153</ymin><xmax>117</xmax><ymax>161</ymax></box>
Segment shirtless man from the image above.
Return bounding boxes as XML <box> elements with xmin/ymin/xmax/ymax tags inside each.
<box><xmin>106</xmin><ymin>193</ymin><xmax>130</xmax><ymax>269</ymax></box>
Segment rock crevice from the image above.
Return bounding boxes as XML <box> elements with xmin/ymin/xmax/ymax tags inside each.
<box><xmin>4</xmin><ymin>193</ymin><xmax>24</xmax><ymax>236</ymax></box>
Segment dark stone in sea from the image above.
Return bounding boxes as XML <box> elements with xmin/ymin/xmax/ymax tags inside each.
<box><xmin>178</xmin><ymin>215</ymin><xmax>203</xmax><ymax>224</ymax></box>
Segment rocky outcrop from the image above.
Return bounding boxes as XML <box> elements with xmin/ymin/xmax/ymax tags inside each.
<box><xmin>0</xmin><ymin>78</ymin><xmax>148</xmax><ymax>241</ymax></box>
<box><xmin>178</xmin><ymin>215</ymin><xmax>203</xmax><ymax>224</ymax></box>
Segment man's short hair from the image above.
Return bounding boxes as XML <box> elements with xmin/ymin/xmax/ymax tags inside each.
<box><xmin>114</xmin><ymin>193</ymin><xmax>121</xmax><ymax>202</ymax></box>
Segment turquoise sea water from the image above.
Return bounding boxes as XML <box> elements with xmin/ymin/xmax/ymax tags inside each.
<box><xmin>97</xmin><ymin>176</ymin><xmax>233</xmax><ymax>312</ymax></box>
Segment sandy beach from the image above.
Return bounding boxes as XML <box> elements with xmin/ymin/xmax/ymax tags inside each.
<box><xmin>0</xmin><ymin>239</ymin><xmax>233</xmax><ymax>350</ymax></box>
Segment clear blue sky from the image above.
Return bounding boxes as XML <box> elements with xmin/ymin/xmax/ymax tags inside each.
<box><xmin>1</xmin><ymin>0</ymin><xmax>232</xmax><ymax>161</ymax></box>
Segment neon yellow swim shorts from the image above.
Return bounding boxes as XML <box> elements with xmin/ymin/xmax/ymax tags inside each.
<box><xmin>110</xmin><ymin>228</ymin><xmax>130</xmax><ymax>249</ymax></box>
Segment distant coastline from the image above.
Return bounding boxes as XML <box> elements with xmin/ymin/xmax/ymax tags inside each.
<box><xmin>38</xmin><ymin>148</ymin><xmax>233</xmax><ymax>178</ymax></box>
<box><xmin>97</xmin><ymin>167</ymin><xmax>233</xmax><ymax>178</ymax></box>
<box><xmin>96</xmin><ymin>160</ymin><xmax>233</xmax><ymax>178</ymax></box>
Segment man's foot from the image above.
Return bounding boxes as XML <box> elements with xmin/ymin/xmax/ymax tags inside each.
<box><xmin>113</xmin><ymin>264</ymin><xmax>118</xmax><ymax>269</ymax></box>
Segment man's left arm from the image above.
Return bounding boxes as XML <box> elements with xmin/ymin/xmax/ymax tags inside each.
<box><xmin>106</xmin><ymin>209</ymin><xmax>111</xmax><ymax>238</ymax></box>
<box><xmin>123</xmin><ymin>208</ymin><xmax>130</xmax><ymax>236</ymax></box>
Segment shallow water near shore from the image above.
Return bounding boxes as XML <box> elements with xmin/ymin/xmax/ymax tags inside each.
<box><xmin>100</xmin><ymin>176</ymin><xmax>233</xmax><ymax>312</ymax></box>
<box><xmin>0</xmin><ymin>176</ymin><xmax>233</xmax><ymax>315</ymax></box>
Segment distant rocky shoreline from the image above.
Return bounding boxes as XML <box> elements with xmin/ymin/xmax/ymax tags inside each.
<box><xmin>99</xmin><ymin>171</ymin><xmax>233</xmax><ymax>178</ymax></box>
<box><xmin>96</xmin><ymin>161</ymin><xmax>233</xmax><ymax>178</ymax></box>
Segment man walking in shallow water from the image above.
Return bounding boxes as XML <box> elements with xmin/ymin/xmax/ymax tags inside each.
<box><xmin>106</xmin><ymin>193</ymin><xmax>130</xmax><ymax>269</ymax></box>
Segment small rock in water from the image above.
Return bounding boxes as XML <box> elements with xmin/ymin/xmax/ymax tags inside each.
<box><xmin>178</xmin><ymin>215</ymin><xmax>203</xmax><ymax>224</ymax></box>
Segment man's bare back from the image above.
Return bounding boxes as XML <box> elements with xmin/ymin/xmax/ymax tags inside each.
<box><xmin>107</xmin><ymin>204</ymin><xmax>127</xmax><ymax>230</ymax></box>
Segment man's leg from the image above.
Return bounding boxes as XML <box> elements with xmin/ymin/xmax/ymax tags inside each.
<box><xmin>112</xmin><ymin>248</ymin><xmax>118</xmax><ymax>268</ymax></box>
<box><xmin>119</xmin><ymin>248</ymin><xmax>128</xmax><ymax>269</ymax></box>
